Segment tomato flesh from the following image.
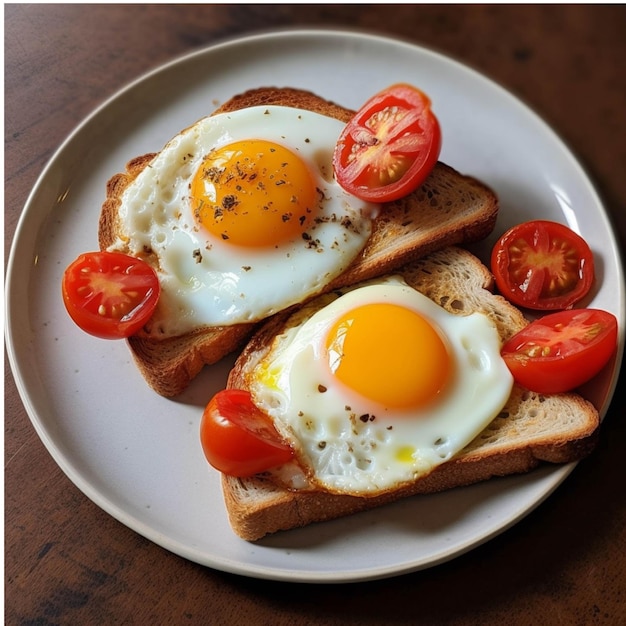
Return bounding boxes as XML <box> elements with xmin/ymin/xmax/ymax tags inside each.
<box><xmin>62</xmin><ymin>251</ymin><xmax>160</xmax><ymax>339</ymax></box>
<box><xmin>200</xmin><ymin>389</ymin><xmax>294</xmax><ymax>477</ymax></box>
<box><xmin>491</xmin><ymin>220</ymin><xmax>594</xmax><ymax>310</ymax></box>
<box><xmin>333</xmin><ymin>83</ymin><xmax>441</xmax><ymax>202</ymax></box>
<box><xmin>501</xmin><ymin>309</ymin><xmax>618</xmax><ymax>394</ymax></box>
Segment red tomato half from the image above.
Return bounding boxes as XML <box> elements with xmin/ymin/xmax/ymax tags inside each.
<box><xmin>200</xmin><ymin>389</ymin><xmax>294</xmax><ymax>477</ymax></box>
<box><xmin>501</xmin><ymin>309</ymin><xmax>618</xmax><ymax>394</ymax></box>
<box><xmin>62</xmin><ymin>251</ymin><xmax>160</xmax><ymax>339</ymax></box>
<box><xmin>491</xmin><ymin>220</ymin><xmax>594</xmax><ymax>310</ymax></box>
<box><xmin>333</xmin><ymin>83</ymin><xmax>441</xmax><ymax>202</ymax></box>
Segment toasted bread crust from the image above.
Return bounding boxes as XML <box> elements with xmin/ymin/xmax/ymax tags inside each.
<box><xmin>99</xmin><ymin>154</ymin><xmax>156</xmax><ymax>252</ymax></box>
<box><xmin>212</xmin><ymin>86</ymin><xmax>355</xmax><ymax>122</ymax></box>
<box><xmin>221</xmin><ymin>424</ymin><xmax>598</xmax><ymax>542</ymax></box>
<box><xmin>99</xmin><ymin>87</ymin><xmax>499</xmax><ymax>396</ymax></box>
<box><xmin>222</xmin><ymin>247</ymin><xmax>600</xmax><ymax>541</ymax></box>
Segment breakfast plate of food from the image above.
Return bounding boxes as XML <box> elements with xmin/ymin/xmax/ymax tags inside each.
<box><xmin>6</xmin><ymin>29</ymin><xmax>623</xmax><ymax>583</ymax></box>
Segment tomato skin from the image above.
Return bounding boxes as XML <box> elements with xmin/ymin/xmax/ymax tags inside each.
<box><xmin>62</xmin><ymin>251</ymin><xmax>160</xmax><ymax>339</ymax></box>
<box><xmin>200</xmin><ymin>389</ymin><xmax>294</xmax><ymax>477</ymax></box>
<box><xmin>501</xmin><ymin>309</ymin><xmax>618</xmax><ymax>394</ymax></box>
<box><xmin>491</xmin><ymin>220</ymin><xmax>594</xmax><ymax>311</ymax></box>
<box><xmin>333</xmin><ymin>83</ymin><xmax>441</xmax><ymax>202</ymax></box>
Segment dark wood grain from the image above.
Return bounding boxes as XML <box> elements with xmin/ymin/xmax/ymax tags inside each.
<box><xmin>5</xmin><ymin>5</ymin><xmax>626</xmax><ymax>624</ymax></box>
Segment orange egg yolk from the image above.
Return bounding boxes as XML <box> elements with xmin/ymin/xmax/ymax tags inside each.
<box><xmin>325</xmin><ymin>302</ymin><xmax>451</xmax><ymax>409</ymax></box>
<box><xmin>190</xmin><ymin>139</ymin><xmax>317</xmax><ymax>247</ymax></box>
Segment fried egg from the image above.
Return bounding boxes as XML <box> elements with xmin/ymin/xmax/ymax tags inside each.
<box><xmin>249</xmin><ymin>277</ymin><xmax>514</xmax><ymax>495</ymax></box>
<box><xmin>108</xmin><ymin>106</ymin><xmax>378</xmax><ymax>337</ymax></box>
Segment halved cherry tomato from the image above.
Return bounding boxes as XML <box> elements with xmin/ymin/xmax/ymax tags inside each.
<box><xmin>491</xmin><ymin>220</ymin><xmax>594</xmax><ymax>310</ymax></box>
<box><xmin>501</xmin><ymin>309</ymin><xmax>618</xmax><ymax>394</ymax></box>
<box><xmin>332</xmin><ymin>83</ymin><xmax>441</xmax><ymax>202</ymax></box>
<box><xmin>200</xmin><ymin>389</ymin><xmax>294</xmax><ymax>477</ymax></box>
<box><xmin>62</xmin><ymin>251</ymin><xmax>160</xmax><ymax>339</ymax></box>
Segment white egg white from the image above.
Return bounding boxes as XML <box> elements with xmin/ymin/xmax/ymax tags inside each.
<box><xmin>250</xmin><ymin>278</ymin><xmax>514</xmax><ymax>495</ymax></box>
<box><xmin>108</xmin><ymin>106</ymin><xmax>378</xmax><ymax>337</ymax></box>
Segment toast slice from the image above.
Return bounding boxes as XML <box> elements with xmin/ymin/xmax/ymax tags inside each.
<box><xmin>99</xmin><ymin>87</ymin><xmax>499</xmax><ymax>397</ymax></box>
<box><xmin>222</xmin><ymin>246</ymin><xmax>600</xmax><ymax>541</ymax></box>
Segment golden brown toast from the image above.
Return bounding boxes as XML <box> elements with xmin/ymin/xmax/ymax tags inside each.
<box><xmin>99</xmin><ymin>87</ymin><xmax>500</xmax><ymax>396</ymax></box>
<box><xmin>221</xmin><ymin>246</ymin><xmax>600</xmax><ymax>541</ymax></box>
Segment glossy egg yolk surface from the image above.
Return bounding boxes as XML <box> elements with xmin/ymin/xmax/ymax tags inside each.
<box><xmin>191</xmin><ymin>140</ymin><xmax>317</xmax><ymax>247</ymax></box>
<box><xmin>325</xmin><ymin>303</ymin><xmax>451</xmax><ymax>409</ymax></box>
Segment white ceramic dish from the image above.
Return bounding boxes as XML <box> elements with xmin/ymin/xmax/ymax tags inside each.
<box><xmin>6</xmin><ymin>29</ymin><xmax>624</xmax><ymax>583</ymax></box>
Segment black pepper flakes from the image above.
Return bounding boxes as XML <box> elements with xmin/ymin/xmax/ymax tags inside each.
<box><xmin>222</xmin><ymin>195</ymin><xmax>239</xmax><ymax>210</ymax></box>
<box><xmin>204</xmin><ymin>166</ymin><xmax>224</xmax><ymax>183</ymax></box>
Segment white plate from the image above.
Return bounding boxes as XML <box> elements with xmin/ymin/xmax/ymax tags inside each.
<box><xmin>6</xmin><ymin>29</ymin><xmax>624</xmax><ymax>583</ymax></box>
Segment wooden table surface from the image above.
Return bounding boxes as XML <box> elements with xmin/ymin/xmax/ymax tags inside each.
<box><xmin>5</xmin><ymin>5</ymin><xmax>626</xmax><ymax>624</ymax></box>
